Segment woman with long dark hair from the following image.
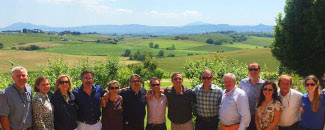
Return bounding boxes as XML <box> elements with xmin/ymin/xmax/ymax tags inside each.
<box><xmin>299</xmin><ymin>75</ymin><xmax>325</xmax><ymax>130</ymax></box>
<box><xmin>255</xmin><ymin>81</ymin><xmax>282</xmax><ymax>130</ymax></box>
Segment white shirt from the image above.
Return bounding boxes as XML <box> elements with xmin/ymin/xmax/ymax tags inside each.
<box><xmin>147</xmin><ymin>94</ymin><xmax>167</xmax><ymax>124</ymax></box>
<box><xmin>278</xmin><ymin>88</ymin><xmax>302</xmax><ymax>127</ymax></box>
<box><xmin>219</xmin><ymin>86</ymin><xmax>251</xmax><ymax>130</ymax></box>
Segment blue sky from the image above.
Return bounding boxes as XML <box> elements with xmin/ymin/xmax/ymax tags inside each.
<box><xmin>0</xmin><ymin>0</ymin><xmax>286</xmax><ymax>27</ymax></box>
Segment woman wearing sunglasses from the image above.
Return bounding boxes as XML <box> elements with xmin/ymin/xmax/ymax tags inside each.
<box><xmin>101</xmin><ymin>80</ymin><xmax>123</xmax><ymax>130</ymax></box>
<box><xmin>255</xmin><ymin>81</ymin><xmax>282</xmax><ymax>130</ymax></box>
<box><xmin>299</xmin><ymin>75</ymin><xmax>325</xmax><ymax>130</ymax></box>
<box><xmin>50</xmin><ymin>75</ymin><xmax>78</xmax><ymax>130</ymax></box>
<box><xmin>32</xmin><ymin>76</ymin><xmax>54</xmax><ymax>130</ymax></box>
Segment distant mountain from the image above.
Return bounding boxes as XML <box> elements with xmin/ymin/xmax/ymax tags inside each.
<box><xmin>0</xmin><ymin>22</ymin><xmax>274</xmax><ymax>35</ymax></box>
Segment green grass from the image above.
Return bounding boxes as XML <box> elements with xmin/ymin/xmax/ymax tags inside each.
<box><xmin>0</xmin><ymin>33</ymin><xmax>61</xmax><ymax>48</ymax></box>
<box><xmin>242</xmin><ymin>36</ymin><xmax>273</xmax><ymax>47</ymax></box>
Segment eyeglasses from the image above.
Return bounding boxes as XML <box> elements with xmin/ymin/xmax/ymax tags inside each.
<box><xmin>83</xmin><ymin>77</ymin><xmax>93</xmax><ymax>80</ymax></box>
<box><xmin>263</xmin><ymin>88</ymin><xmax>273</xmax><ymax>92</ymax></box>
<box><xmin>202</xmin><ymin>76</ymin><xmax>212</xmax><ymax>80</ymax></box>
<box><xmin>59</xmin><ymin>81</ymin><xmax>69</xmax><ymax>85</ymax></box>
<box><xmin>305</xmin><ymin>83</ymin><xmax>316</xmax><ymax>87</ymax></box>
<box><xmin>131</xmin><ymin>80</ymin><xmax>141</xmax><ymax>83</ymax></box>
<box><xmin>173</xmin><ymin>78</ymin><xmax>182</xmax><ymax>81</ymax></box>
<box><xmin>249</xmin><ymin>68</ymin><xmax>259</xmax><ymax>71</ymax></box>
<box><xmin>108</xmin><ymin>87</ymin><xmax>119</xmax><ymax>90</ymax></box>
<box><xmin>151</xmin><ymin>84</ymin><xmax>160</xmax><ymax>87</ymax></box>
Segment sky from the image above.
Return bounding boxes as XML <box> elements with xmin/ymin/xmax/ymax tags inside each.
<box><xmin>0</xmin><ymin>0</ymin><xmax>286</xmax><ymax>28</ymax></box>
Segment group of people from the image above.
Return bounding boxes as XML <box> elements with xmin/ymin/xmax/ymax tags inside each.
<box><xmin>0</xmin><ymin>63</ymin><xmax>324</xmax><ymax>130</ymax></box>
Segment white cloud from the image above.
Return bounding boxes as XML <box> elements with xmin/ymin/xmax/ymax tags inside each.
<box><xmin>115</xmin><ymin>8</ymin><xmax>133</xmax><ymax>14</ymax></box>
<box><xmin>148</xmin><ymin>10</ymin><xmax>200</xmax><ymax>18</ymax></box>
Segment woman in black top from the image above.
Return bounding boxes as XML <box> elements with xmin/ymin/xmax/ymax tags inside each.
<box><xmin>50</xmin><ymin>75</ymin><xmax>78</xmax><ymax>130</ymax></box>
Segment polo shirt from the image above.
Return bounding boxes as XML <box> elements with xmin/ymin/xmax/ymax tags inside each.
<box><xmin>72</xmin><ymin>84</ymin><xmax>106</xmax><ymax>123</ymax></box>
<box><xmin>164</xmin><ymin>86</ymin><xmax>196</xmax><ymax>124</ymax></box>
<box><xmin>118</xmin><ymin>87</ymin><xmax>147</xmax><ymax>126</ymax></box>
<box><xmin>0</xmin><ymin>84</ymin><xmax>33</xmax><ymax>129</ymax></box>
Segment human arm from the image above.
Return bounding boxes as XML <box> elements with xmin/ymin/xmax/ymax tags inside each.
<box><xmin>0</xmin><ymin>116</ymin><xmax>10</xmax><ymax>130</ymax></box>
<box><xmin>0</xmin><ymin>92</ymin><xmax>11</xmax><ymax>130</ymax></box>
<box><xmin>237</xmin><ymin>93</ymin><xmax>251</xmax><ymax>130</ymax></box>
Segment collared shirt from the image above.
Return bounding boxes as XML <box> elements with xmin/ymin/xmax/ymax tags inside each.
<box><xmin>118</xmin><ymin>87</ymin><xmax>147</xmax><ymax>126</ymax></box>
<box><xmin>32</xmin><ymin>92</ymin><xmax>54</xmax><ymax>130</ymax></box>
<box><xmin>299</xmin><ymin>92</ymin><xmax>325</xmax><ymax>129</ymax></box>
<box><xmin>73</xmin><ymin>84</ymin><xmax>106</xmax><ymax>123</ymax></box>
<box><xmin>219</xmin><ymin>87</ymin><xmax>251</xmax><ymax>130</ymax></box>
<box><xmin>164</xmin><ymin>86</ymin><xmax>196</xmax><ymax>124</ymax></box>
<box><xmin>147</xmin><ymin>94</ymin><xmax>167</xmax><ymax>124</ymax></box>
<box><xmin>193</xmin><ymin>84</ymin><xmax>223</xmax><ymax>118</ymax></box>
<box><xmin>239</xmin><ymin>77</ymin><xmax>265</xmax><ymax>116</ymax></box>
<box><xmin>278</xmin><ymin>89</ymin><xmax>302</xmax><ymax>127</ymax></box>
<box><xmin>0</xmin><ymin>84</ymin><xmax>33</xmax><ymax>129</ymax></box>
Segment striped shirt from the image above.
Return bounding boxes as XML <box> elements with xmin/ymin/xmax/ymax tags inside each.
<box><xmin>193</xmin><ymin>84</ymin><xmax>223</xmax><ymax>118</ymax></box>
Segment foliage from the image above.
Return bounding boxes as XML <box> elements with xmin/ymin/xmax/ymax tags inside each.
<box><xmin>18</xmin><ymin>45</ymin><xmax>41</xmax><ymax>51</ymax></box>
<box><xmin>157</xmin><ymin>50</ymin><xmax>165</xmax><ymax>58</ymax></box>
<box><xmin>206</xmin><ymin>38</ymin><xmax>214</xmax><ymax>44</ymax></box>
<box><xmin>166</xmin><ymin>44</ymin><xmax>176</xmax><ymax>50</ymax></box>
<box><xmin>231</xmin><ymin>35</ymin><xmax>247</xmax><ymax>42</ymax></box>
<box><xmin>154</xmin><ymin>44</ymin><xmax>159</xmax><ymax>49</ymax></box>
<box><xmin>0</xmin><ymin>43</ymin><xmax>3</xmax><ymax>49</ymax></box>
<box><xmin>149</xmin><ymin>42</ymin><xmax>154</xmax><ymax>48</ymax></box>
<box><xmin>127</xmin><ymin>58</ymin><xmax>164</xmax><ymax>82</ymax></box>
<box><xmin>271</xmin><ymin>0</ymin><xmax>325</xmax><ymax>79</ymax></box>
<box><xmin>129</xmin><ymin>50</ymin><xmax>154</xmax><ymax>61</ymax></box>
<box><xmin>121</xmin><ymin>49</ymin><xmax>131</xmax><ymax>57</ymax></box>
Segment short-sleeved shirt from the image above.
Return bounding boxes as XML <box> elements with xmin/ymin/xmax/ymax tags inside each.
<box><xmin>193</xmin><ymin>84</ymin><xmax>223</xmax><ymax>118</ymax></box>
<box><xmin>256</xmin><ymin>100</ymin><xmax>282</xmax><ymax>130</ymax></box>
<box><xmin>164</xmin><ymin>86</ymin><xmax>196</xmax><ymax>124</ymax></box>
<box><xmin>73</xmin><ymin>84</ymin><xmax>106</xmax><ymax>123</ymax></box>
<box><xmin>299</xmin><ymin>92</ymin><xmax>325</xmax><ymax>129</ymax></box>
<box><xmin>118</xmin><ymin>87</ymin><xmax>147</xmax><ymax>126</ymax></box>
<box><xmin>240</xmin><ymin>77</ymin><xmax>265</xmax><ymax>116</ymax></box>
<box><xmin>147</xmin><ymin>94</ymin><xmax>167</xmax><ymax>124</ymax></box>
<box><xmin>0</xmin><ymin>84</ymin><xmax>33</xmax><ymax>129</ymax></box>
<box><xmin>101</xmin><ymin>95</ymin><xmax>123</xmax><ymax>130</ymax></box>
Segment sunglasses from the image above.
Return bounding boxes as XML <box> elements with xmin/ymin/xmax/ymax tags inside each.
<box><xmin>59</xmin><ymin>81</ymin><xmax>69</xmax><ymax>85</ymax></box>
<box><xmin>263</xmin><ymin>88</ymin><xmax>273</xmax><ymax>92</ymax></box>
<box><xmin>131</xmin><ymin>80</ymin><xmax>141</xmax><ymax>83</ymax></box>
<box><xmin>108</xmin><ymin>87</ymin><xmax>119</xmax><ymax>90</ymax></box>
<box><xmin>202</xmin><ymin>76</ymin><xmax>212</xmax><ymax>80</ymax></box>
<box><xmin>249</xmin><ymin>68</ymin><xmax>259</xmax><ymax>71</ymax></box>
<box><xmin>305</xmin><ymin>83</ymin><xmax>316</xmax><ymax>87</ymax></box>
<box><xmin>151</xmin><ymin>84</ymin><xmax>160</xmax><ymax>87</ymax></box>
<box><xmin>173</xmin><ymin>78</ymin><xmax>182</xmax><ymax>81</ymax></box>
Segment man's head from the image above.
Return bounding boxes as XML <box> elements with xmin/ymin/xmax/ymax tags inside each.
<box><xmin>150</xmin><ymin>77</ymin><xmax>161</xmax><ymax>94</ymax></box>
<box><xmin>11</xmin><ymin>66</ymin><xmax>28</xmax><ymax>87</ymax></box>
<box><xmin>130</xmin><ymin>74</ymin><xmax>142</xmax><ymax>91</ymax></box>
<box><xmin>223</xmin><ymin>73</ymin><xmax>236</xmax><ymax>92</ymax></box>
<box><xmin>248</xmin><ymin>62</ymin><xmax>260</xmax><ymax>79</ymax></box>
<box><xmin>171</xmin><ymin>72</ymin><xmax>183</xmax><ymax>87</ymax></box>
<box><xmin>278</xmin><ymin>75</ymin><xmax>292</xmax><ymax>96</ymax></box>
<box><xmin>200</xmin><ymin>70</ymin><xmax>214</xmax><ymax>86</ymax></box>
<box><xmin>81</xmin><ymin>70</ymin><xmax>94</xmax><ymax>87</ymax></box>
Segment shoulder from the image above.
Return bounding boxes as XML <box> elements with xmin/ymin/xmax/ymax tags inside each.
<box><xmin>164</xmin><ymin>86</ymin><xmax>173</xmax><ymax>92</ymax></box>
<box><xmin>193</xmin><ymin>84</ymin><xmax>202</xmax><ymax>91</ymax></box>
<box><xmin>211</xmin><ymin>84</ymin><xmax>223</xmax><ymax>92</ymax></box>
<box><xmin>240</xmin><ymin>78</ymin><xmax>250</xmax><ymax>83</ymax></box>
<box><xmin>235</xmin><ymin>87</ymin><xmax>247</xmax><ymax>96</ymax></box>
<box><xmin>72</xmin><ymin>87</ymin><xmax>81</xmax><ymax>94</ymax></box>
<box><xmin>291</xmin><ymin>89</ymin><xmax>302</xmax><ymax>97</ymax></box>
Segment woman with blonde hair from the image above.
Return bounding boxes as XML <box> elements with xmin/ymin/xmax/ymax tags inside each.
<box><xmin>50</xmin><ymin>75</ymin><xmax>78</xmax><ymax>130</ymax></box>
<box><xmin>32</xmin><ymin>76</ymin><xmax>54</xmax><ymax>130</ymax></box>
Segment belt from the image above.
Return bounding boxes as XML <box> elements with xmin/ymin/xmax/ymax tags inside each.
<box><xmin>82</xmin><ymin>120</ymin><xmax>99</xmax><ymax>125</ymax></box>
<box><xmin>224</xmin><ymin>123</ymin><xmax>239</xmax><ymax>127</ymax></box>
<box><xmin>148</xmin><ymin>123</ymin><xmax>165</xmax><ymax>127</ymax></box>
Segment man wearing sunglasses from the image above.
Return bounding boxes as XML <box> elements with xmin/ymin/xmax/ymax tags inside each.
<box><xmin>73</xmin><ymin>71</ymin><xmax>107</xmax><ymax>130</ymax></box>
<box><xmin>164</xmin><ymin>72</ymin><xmax>196</xmax><ymax>130</ymax></box>
<box><xmin>239</xmin><ymin>62</ymin><xmax>265</xmax><ymax>130</ymax></box>
<box><xmin>193</xmin><ymin>70</ymin><xmax>223</xmax><ymax>130</ymax></box>
<box><xmin>119</xmin><ymin>74</ymin><xmax>147</xmax><ymax>130</ymax></box>
<box><xmin>0</xmin><ymin>66</ymin><xmax>33</xmax><ymax>130</ymax></box>
<box><xmin>277</xmin><ymin>75</ymin><xmax>302</xmax><ymax>130</ymax></box>
<box><xmin>219</xmin><ymin>73</ymin><xmax>250</xmax><ymax>130</ymax></box>
<box><xmin>146</xmin><ymin>77</ymin><xmax>167</xmax><ymax>130</ymax></box>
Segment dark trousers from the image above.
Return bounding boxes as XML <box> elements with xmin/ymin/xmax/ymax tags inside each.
<box><xmin>279</xmin><ymin>121</ymin><xmax>300</xmax><ymax>130</ymax></box>
<box><xmin>145</xmin><ymin>123</ymin><xmax>167</xmax><ymax>130</ymax></box>
<box><xmin>124</xmin><ymin>124</ymin><xmax>144</xmax><ymax>130</ymax></box>
<box><xmin>195</xmin><ymin>116</ymin><xmax>219</xmax><ymax>130</ymax></box>
<box><xmin>247</xmin><ymin>116</ymin><xmax>257</xmax><ymax>130</ymax></box>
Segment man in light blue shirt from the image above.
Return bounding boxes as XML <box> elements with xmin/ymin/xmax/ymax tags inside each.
<box><xmin>239</xmin><ymin>62</ymin><xmax>265</xmax><ymax>130</ymax></box>
<box><xmin>220</xmin><ymin>73</ymin><xmax>250</xmax><ymax>130</ymax></box>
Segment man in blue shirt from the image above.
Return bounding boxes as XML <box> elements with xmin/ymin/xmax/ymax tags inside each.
<box><xmin>119</xmin><ymin>74</ymin><xmax>147</xmax><ymax>130</ymax></box>
<box><xmin>73</xmin><ymin>71</ymin><xmax>106</xmax><ymax>130</ymax></box>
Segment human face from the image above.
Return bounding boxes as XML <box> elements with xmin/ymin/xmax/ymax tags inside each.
<box><xmin>81</xmin><ymin>73</ymin><xmax>94</xmax><ymax>87</ymax></box>
<box><xmin>58</xmin><ymin>77</ymin><xmax>70</xmax><ymax>92</ymax></box>
<box><xmin>279</xmin><ymin>76</ymin><xmax>291</xmax><ymax>96</ymax></box>
<box><xmin>263</xmin><ymin>84</ymin><xmax>274</xmax><ymax>99</ymax></box>
<box><xmin>172</xmin><ymin>74</ymin><xmax>183</xmax><ymax>87</ymax></box>
<box><xmin>108</xmin><ymin>83</ymin><xmax>119</xmax><ymax>95</ymax></box>
<box><xmin>248</xmin><ymin>63</ymin><xmax>260</xmax><ymax>79</ymax></box>
<box><xmin>150</xmin><ymin>80</ymin><xmax>161</xmax><ymax>94</ymax></box>
<box><xmin>305</xmin><ymin>80</ymin><xmax>318</xmax><ymax>94</ymax></box>
<box><xmin>12</xmin><ymin>70</ymin><xmax>28</xmax><ymax>87</ymax></box>
<box><xmin>38</xmin><ymin>80</ymin><xmax>50</xmax><ymax>95</ymax></box>
<box><xmin>201</xmin><ymin>71</ymin><xmax>214</xmax><ymax>86</ymax></box>
<box><xmin>223</xmin><ymin>76</ymin><xmax>236</xmax><ymax>92</ymax></box>
<box><xmin>130</xmin><ymin>76</ymin><xmax>141</xmax><ymax>91</ymax></box>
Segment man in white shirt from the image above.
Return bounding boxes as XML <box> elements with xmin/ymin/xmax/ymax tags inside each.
<box><xmin>219</xmin><ymin>73</ymin><xmax>251</xmax><ymax>130</ymax></box>
<box><xmin>278</xmin><ymin>75</ymin><xmax>302</xmax><ymax>130</ymax></box>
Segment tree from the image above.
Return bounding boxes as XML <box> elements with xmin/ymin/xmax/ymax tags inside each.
<box><xmin>172</xmin><ymin>44</ymin><xmax>175</xmax><ymax>50</ymax></box>
<box><xmin>157</xmin><ymin>50</ymin><xmax>165</xmax><ymax>58</ymax></box>
<box><xmin>149</xmin><ymin>42</ymin><xmax>154</xmax><ymax>48</ymax></box>
<box><xmin>206</xmin><ymin>38</ymin><xmax>214</xmax><ymax>44</ymax></box>
<box><xmin>122</xmin><ymin>49</ymin><xmax>131</xmax><ymax>57</ymax></box>
<box><xmin>271</xmin><ymin>0</ymin><xmax>325</xmax><ymax>80</ymax></box>
<box><xmin>0</xmin><ymin>43</ymin><xmax>3</xmax><ymax>49</ymax></box>
<box><xmin>154</xmin><ymin>44</ymin><xmax>159</xmax><ymax>49</ymax></box>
